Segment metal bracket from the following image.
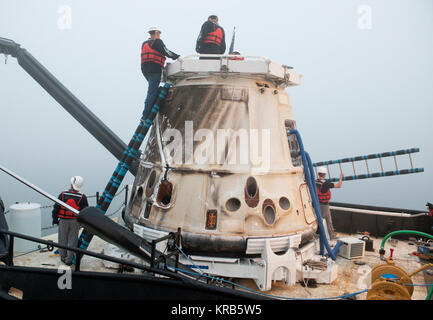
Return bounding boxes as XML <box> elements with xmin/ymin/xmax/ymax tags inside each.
<box><xmin>254</xmin><ymin>239</ymin><xmax>297</xmax><ymax>291</ymax></box>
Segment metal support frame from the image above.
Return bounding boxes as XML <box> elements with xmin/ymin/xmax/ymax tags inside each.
<box><xmin>150</xmin><ymin>228</ymin><xmax>181</xmax><ymax>271</ymax></box>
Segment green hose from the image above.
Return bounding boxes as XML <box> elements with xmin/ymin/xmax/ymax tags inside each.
<box><xmin>380</xmin><ymin>230</ymin><xmax>433</xmax><ymax>300</ymax></box>
<box><xmin>380</xmin><ymin>230</ymin><xmax>433</xmax><ymax>250</ymax></box>
<box><xmin>427</xmin><ymin>284</ymin><xmax>433</xmax><ymax>300</ymax></box>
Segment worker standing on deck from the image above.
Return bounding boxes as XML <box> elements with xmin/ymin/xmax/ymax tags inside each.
<box><xmin>316</xmin><ymin>167</ymin><xmax>343</xmax><ymax>241</ymax></box>
<box><xmin>0</xmin><ymin>196</ymin><xmax>4</xmax><ymax>215</ymax></box>
<box><xmin>141</xmin><ymin>26</ymin><xmax>179</xmax><ymax>120</ymax></box>
<box><xmin>52</xmin><ymin>176</ymin><xmax>88</xmax><ymax>266</ymax></box>
<box><xmin>196</xmin><ymin>15</ymin><xmax>226</xmax><ymax>55</ymax></box>
<box><xmin>0</xmin><ymin>195</ymin><xmax>8</xmax><ymax>260</ymax></box>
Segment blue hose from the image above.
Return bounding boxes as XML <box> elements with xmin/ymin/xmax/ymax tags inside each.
<box><xmin>289</xmin><ymin>129</ymin><xmax>337</xmax><ymax>260</ymax></box>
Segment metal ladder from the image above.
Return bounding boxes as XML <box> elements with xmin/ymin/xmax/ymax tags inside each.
<box><xmin>312</xmin><ymin>148</ymin><xmax>424</xmax><ymax>182</ymax></box>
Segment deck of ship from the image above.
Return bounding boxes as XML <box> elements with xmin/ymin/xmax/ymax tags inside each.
<box><xmin>9</xmin><ymin>227</ymin><xmax>432</xmax><ymax>301</ymax></box>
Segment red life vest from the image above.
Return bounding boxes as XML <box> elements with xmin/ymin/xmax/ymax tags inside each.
<box><xmin>429</xmin><ymin>209</ymin><xmax>433</xmax><ymax>217</ymax></box>
<box><xmin>58</xmin><ymin>191</ymin><xmax>83</xmax><ymax>219</ymax></box>
<box><xmin>316</xmin><ymin>180</ymin><xmax>331</xmax><ymax>204</ymax></box>
<box><xmin>141</xmin><ymin>40</ymin><xmax>166</xmax><ymax>67</ymax></box>
<box><xmin>203</xmin><ymin>26</ymin><xmax>223</xmax><ymax>46</ymax></box>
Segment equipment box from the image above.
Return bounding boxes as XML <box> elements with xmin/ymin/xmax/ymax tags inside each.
<box><xmin>337</xmin><ymin>237</ymin><xmax>365</xmax><ymax>259</ymax></box>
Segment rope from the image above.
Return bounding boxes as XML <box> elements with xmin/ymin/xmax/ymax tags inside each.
<box><xmin>13</xmin><ymin>245</ymin><xmax>48</xmax><ymax>258</ymax></box>
<box><xmin>304</xmin><ymin>259</ymin><xmax>328</xmax><ymax>271</ymax></box>
<box><xmin>174</xmin><ymin>243</ymin><xmax>204</xmax><ymax>275</ymax></box>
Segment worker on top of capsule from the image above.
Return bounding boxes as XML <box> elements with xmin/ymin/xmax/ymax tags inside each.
<box><xmin>196</xmin><ymin>15</ymin><xmax>226</xmax><ymax>57</ymax></box>
<box><xmin>52</xmin><ymin>176</ymin><xmax>88</xmax><ymax>266</ymax></box>
<box><xmin>141</xmin><ymin>26</ymin><xmax>180</xmax><ymax>121</ymax></box>
<box><xmin>316</xmin><ymin>167</ymin><xmax>344</xmax><ymax>241</ymax></box>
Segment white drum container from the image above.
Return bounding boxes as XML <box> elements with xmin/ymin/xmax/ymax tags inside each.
<box><xmin>9</xmin><ymin>203</ymin><xmax>41</xmax><ymax>253</ymax></box>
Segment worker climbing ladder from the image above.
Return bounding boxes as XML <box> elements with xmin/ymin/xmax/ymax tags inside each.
<box><xmin>312</xmin><ymin>148</ymin><xmax>424</xmax><ymax>182</ymax></box>
<box><xmin>74</xmin><ymin>84</ymin><xmax>171</xmax><ymax>263</ymax></box>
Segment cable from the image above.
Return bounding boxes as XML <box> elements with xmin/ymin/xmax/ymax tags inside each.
<box><xmin>168</xmin><ymin>265</ymin><xmax>368</xmax><ymax>300</ymax></box>
<box><xmin>173</xmin><ymin>244</ymin><xmax>368</xmax><ymax>300</ymax></box>
<box><xmin>13</xmin><ymin>245</ymin><xmax>48</xmax><ymax>258</ymax></box>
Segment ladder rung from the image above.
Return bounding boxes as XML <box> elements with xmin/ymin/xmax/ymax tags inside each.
<box><xmin>365</xmin><ymin>159</ymin><xmax>370</xmax><ymax>174</ymax></box>
<box><xmin>409</xmin><ymin>153</ymin><xmax>414</xmax><ymax>169</ymax></box>
<box><xmin>327</xmin><ymin>168</ymin><xmax>424</xmax><ymax>182</ymax></box>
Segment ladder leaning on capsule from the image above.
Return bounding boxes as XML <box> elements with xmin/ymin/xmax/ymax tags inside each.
<box><xmin>312</xmin><ymin>148</ymin><xmax>424</xmax><ymax>183</ymax></box>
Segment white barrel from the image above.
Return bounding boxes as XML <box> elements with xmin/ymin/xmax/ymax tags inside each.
<box><xmin>9</xmin><ymin>202</ymin><xmax>41</xmax><ymax>253</ymax></box>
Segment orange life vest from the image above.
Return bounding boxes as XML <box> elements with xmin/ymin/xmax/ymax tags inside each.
<box><xmin>316</xmin><ymin>180</ymin><xmax>331</xmax><ymax>204</ymax></box>
<box><xmin>141</xmin><ymin>40</ymin><xmax>166</xmax><ymax>66</ymax></box>
<box><xmin>203</xmin><ymin>26</ymin><xmax>223</xmax><ymax>46</ymax></box>
<box><xmin>58</xmin><ymin>191</ymin><xmax>83</xmax><ymax>219</ymax></box>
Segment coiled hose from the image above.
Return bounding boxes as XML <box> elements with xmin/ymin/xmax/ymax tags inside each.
<box><xmin>380</xmin><ymin>230</ymin><xmax>433</xmax><ymax>300</ymax></box>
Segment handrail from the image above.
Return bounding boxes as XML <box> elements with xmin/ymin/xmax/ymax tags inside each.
<box><xmin>329</xmin><ymin>205</ymin><xmax>428</xmax><ymax>218</ymax></box>
<box><xmin>0</xmin><ymin>228</ymin><xmax>181</xmax><ymax>279</ymax></box>
<box><xmin>178</xmin><ymin>54</ymin><xmax>271</xmax><ymax>61</ymax></box>
<box><xmin>0</xmin><ymin>228</ymin><xmax>267</xmax><ymax>300</ymax></box>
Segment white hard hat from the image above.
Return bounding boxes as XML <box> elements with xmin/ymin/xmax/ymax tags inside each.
<box><xmin>318</xmin><ymin>167</ymin><xmax>328</xmax><ymax>175</ymax></box>
<box><xmin>70</xmin><ymin>176</ymin><xmax>84</xmax><ymax>192</ymax></box>
<box><xmin>148</xmin><ymin>26</ymin><xmax>161</xmax><ymax>33</ymax></box>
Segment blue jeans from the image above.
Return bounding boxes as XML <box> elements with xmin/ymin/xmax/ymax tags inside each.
<box><xmin>143</xmin><ymin>72</ymin><xmax>161</xmax><ymax>119</ymax></box>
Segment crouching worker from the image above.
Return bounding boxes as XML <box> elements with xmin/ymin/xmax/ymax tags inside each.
<box><xmin>52</xmin><ymin>176</ymin><xmax>88</xmax><ymax>265</ymax></box>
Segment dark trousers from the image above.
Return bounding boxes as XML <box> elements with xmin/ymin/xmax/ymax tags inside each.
<box><xmin>143</xmin><ymin>72</ymin><xmax>161</xmax><ymax>119</ymax></box>
<box><xmin>58</xmin><ymin>218</ymin><xmax>79</xmax><ymax>264</ymax></box>
<box><xmin>320</xmin><ymin>204</ymin><xmax>336</xmax><ymax>240</ymax></box>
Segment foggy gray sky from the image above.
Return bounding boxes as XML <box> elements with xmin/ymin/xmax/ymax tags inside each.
<box><xmin>0</xmin><ymin>0</ymin><xmax>432</xmax><ymax>227</ymax></box>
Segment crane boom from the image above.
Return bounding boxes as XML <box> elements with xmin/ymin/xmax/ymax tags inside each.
<box><xmin>0</xmin><ymin>37</ymin><xmax>139</xmax><ymax>175</ymax></box>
